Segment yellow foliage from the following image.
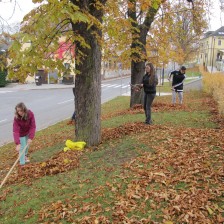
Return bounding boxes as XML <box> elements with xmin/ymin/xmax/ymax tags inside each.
<box><xmin>200</xmin><ymin>66</ymin><xmax>224</xmax><ymax>115</ymax></box>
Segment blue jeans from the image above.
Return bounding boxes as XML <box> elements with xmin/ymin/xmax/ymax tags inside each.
<box><xmin>144</xmin><ymin>93</ymin><xmax>156</xmax><ymax>123</ymax></box>
<box><xmin>19</xmin><ymin>136</ymin><xmax>29</xmax><ymax>165</ymax></box>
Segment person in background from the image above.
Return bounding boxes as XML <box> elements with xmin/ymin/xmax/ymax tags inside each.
<box><xmin>67</xmin><ymin>111</ymin><xmax>76</xmax><ymax>125</ymax></box>
<box><xmin>13</xmin><ymin>102</ymin><xmax>36</xmax><ymax>166</ymax></box>
<box><xmin>140</xmin><ymin>62</ymin><xmax>158</xmax><ymax>125</ymax></box>
<box><xmin>168</xmin><ymin>66</ymin><xmax>186</xmax><ymax>105</ymax></box>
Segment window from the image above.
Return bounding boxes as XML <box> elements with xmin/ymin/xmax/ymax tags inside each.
<box><xmin>218</xmin><ymin>40</ymin><xmax>221</xmax><ymax>46</ymax></box>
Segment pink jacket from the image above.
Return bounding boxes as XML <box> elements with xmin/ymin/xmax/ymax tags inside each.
<box><xmin>13</xmin><ymin>110</ymin><xmax>36</xmax><ymax>145</ymax></box>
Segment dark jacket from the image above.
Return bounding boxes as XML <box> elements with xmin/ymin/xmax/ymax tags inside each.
<box><xmin>142</xmin><ymin>73</ymin><xmax>158</xmax><ymax>94</ymax></box>
<box><xmin>169</xmin><ymin>70</ymin><xmax>186</xmax><ymax>92</ymax></box>
<box><xmin>13</xmin><ymin>110</ymin><xmax>36</xmax><ymax>145</ymax></box>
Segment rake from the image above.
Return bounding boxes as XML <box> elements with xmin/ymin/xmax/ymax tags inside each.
<box><xmin>0</xmin><ymin>144</ymin><xmax>29</xmax><ymax>189</ymax></box>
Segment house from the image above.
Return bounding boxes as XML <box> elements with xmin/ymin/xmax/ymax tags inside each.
<box><xmin>24</xmin><ymin>36</ymin><xmax>76</xmax><ymax>84</ymax></box>
<box><xmin>199</xmin><ymin>26</ymin><xmax>224</xmax><ymax>72</ymax></box>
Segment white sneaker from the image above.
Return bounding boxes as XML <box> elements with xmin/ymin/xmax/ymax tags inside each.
<box><xmin>25</xmin><ymin>156</ymin><xmax>30</xmax><ymax>163</ymax></box>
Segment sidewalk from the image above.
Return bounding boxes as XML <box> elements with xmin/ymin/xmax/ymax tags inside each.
<box><xmin>2</xmin><ymin>83</ymin><xmax>74</xmax><ymax>91</ymax></box>
<box><xmin>2</xmin><ymin>76</ymin><xmax>129</xmax><ymax>91</ymax></box>
<box><xmin>2</xmin><ymin>76</ymin><xmax>202</xmax><ymax>92</ymax></box>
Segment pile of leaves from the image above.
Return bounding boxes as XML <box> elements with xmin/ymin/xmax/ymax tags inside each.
<box><xmin>102</xmin><ymin>102</ymin><xmax>190</xmax><ymax>120</ymax></box>
<box><xmin>0</xmin><ymin>150</ymin><xmax>81</xmax><ymax>190</ymax></box>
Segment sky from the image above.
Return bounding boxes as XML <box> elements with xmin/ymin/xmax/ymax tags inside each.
<box><xmin>0</xmin><ymin>0</ymin><xmax>223</xmax><ymax>31</ymax></box>
<box><xmin>0</xmin><ymin>0</ymin><xmax>40</xmax><ymax>25</ymax></box>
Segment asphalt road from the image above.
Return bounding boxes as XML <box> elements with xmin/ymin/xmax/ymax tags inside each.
<box><xmin>0</xmin><ymin>77</ymin><xmax>131</xmax><ymax>146</ymax></box>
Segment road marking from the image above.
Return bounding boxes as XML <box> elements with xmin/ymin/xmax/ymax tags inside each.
<box><xmin>0</xmin><ymin>91</ymin><xmax>13</xmax><ymax>94</ymax></box>
<box><xmin>58</xmin><ymin>99</ymin><xmax>74</xmax><ymax>105</ymax></box>
<box><xmin>113</xmin><ymin>85</ymin><xmax>122</xmax><ymax>88</ymax></box>
<box><xmin>0</xmin><ymin>119</ymin><xmax>7</xmax><ymax>123</ymax></box>
<box><xmin>122</xmin><ymin>85</ymin><xmax>130</xmax><ymax>88</ymax></box>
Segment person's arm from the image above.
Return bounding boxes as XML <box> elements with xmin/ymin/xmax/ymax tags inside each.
<box><xmin>13</xmin><ymin>118</ymin><xmax>21</xmax><ymax>150</ymax></box>
<box><xmin>28</xmin><ymin>111</ymin><xmax>36</xmax><ymax>143</ymax></box>
<box><xmin>168</xmin><ymin>71</ymin><xmax>173</xmax><ymax>81</ymax></box>
<box><xmin>155</xmin><ymin>74</ymin><xmax>158</xmax><ymax>85</ymax></box>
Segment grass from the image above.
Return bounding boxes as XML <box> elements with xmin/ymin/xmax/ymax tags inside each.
<box><xmin>0</xmin><ymin>91</ymin><xmax>223</xmax><ymax>224</ymax></box>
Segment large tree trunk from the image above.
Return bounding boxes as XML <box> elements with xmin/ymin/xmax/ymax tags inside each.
<box><xmin>74</xmin><ymin>37</ymin><xmax>101</xmax><ymax>146</ymax></box>
<box><xmin>71</xmin><ymin>0</ymin><xmax>106</xmax><ymax>146</ymax></box>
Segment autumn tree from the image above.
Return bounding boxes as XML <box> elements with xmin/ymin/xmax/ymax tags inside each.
<box><xmin>147</xmin><ymin>0</ymin><xmax>208</xmax><ymax>70</ymax></box>
<box><xmin>105</xmin><ymin>0</ymin><xmax>210</xmax><ymax>107</ymax></box>
<box><xmin>8</xmin><ymin>0</ymin><xmax>107</xmax><ymax>146</ymax></box>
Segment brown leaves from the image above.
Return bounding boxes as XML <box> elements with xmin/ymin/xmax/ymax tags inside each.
<box><xmin>4</xmin><ymin>150</ymin><xmax>81</xmax><ymax>186</ymax></box>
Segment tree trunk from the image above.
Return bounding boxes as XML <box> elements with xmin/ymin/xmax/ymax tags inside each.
<box><xmin>130</xmin><ymin>60</ymin><xmax>145</xmax><ymax>107</ymax></box>
<box><xmin>71</xmin><ymin>0</ymin><xmax>105</xmax><ymax>146</ymax></box>
<box><xmin>74</xmin><ymin>36</ymin><xmax>101</xmax><ymax>146</ymax></box>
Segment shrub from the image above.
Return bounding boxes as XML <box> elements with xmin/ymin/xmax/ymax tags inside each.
<box><xmin>200</xmin><ymin>66</ymin><xmax>224</xmax><ymax>115</ymax></box>
<box><xmin>0</xmin><ymin>70</ymin><xmax>7</xmax><ymax>87</ymax></box>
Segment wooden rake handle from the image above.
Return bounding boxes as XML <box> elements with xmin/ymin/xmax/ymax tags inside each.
<box><xmin>0</xmin><ymin>144</ymin><xmax>29</xmax><ymax>189</ymax></box>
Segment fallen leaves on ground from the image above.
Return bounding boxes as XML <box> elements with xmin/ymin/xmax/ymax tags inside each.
<box><xmin>0</xmin><ymin>150</ymin><xmax>81</xmax><ymax>189</ymax></box>
<box><xmin>37</xmin><ymin>123</ymin><xmax>224</xmax><ymax>223</ymax></box>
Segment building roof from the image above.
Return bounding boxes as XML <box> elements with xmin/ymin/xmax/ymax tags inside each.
<box><xmin>212</xmin><ymin>26</ymin><xmax>224</xmax><ymax>36</ymax></box>
<box><xmin>203</xmin><ymin>26</ymin><xmax>224</xmax><ymax>38</ymax></box>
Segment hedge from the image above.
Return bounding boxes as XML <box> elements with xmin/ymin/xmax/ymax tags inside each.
<box><xmin>0</xmin><ymin>70</ymin><xmax>7</xmax><ymax>87</ymax></box>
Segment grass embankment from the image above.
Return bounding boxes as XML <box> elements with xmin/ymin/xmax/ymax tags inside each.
<box><xmin>0</xmin><ymin>91</ymin><xmax>223</xmax><ymax>224</ymax></box>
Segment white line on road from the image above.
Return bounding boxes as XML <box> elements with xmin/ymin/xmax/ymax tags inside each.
<box><xmin>0</xmin><ymin>119</ymin><xmax>7</xmax><ymax>123</ymax></box>
<box><xmin>0</xmin><ymin>91</ymin><xmax>13</xmax><ymax>94</ymax></box>
<box><xmin>122</xmin><ymin>85</ymin><xmax>130</xmax><ymax>88</ymax></box>
<box><xmin>58</xmin><ymin>99</ymin><xmax>74</xmax><ymax>105</ymax></box>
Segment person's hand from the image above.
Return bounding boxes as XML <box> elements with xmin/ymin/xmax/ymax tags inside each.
<box><xmin>15</xmin><ymin>144</ymin><xmax>21</xmax><ymax>152</ymax></box>
<box><xmin>27</xmin><ymin>139</ymin><xmax>32</xmax><ymax>145</ymax></box>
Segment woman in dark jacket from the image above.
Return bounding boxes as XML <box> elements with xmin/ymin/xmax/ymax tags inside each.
<box><xmin>141</xmin><ymin>63</ymin><xmax>158</xmax><ymax>124</ymax></box>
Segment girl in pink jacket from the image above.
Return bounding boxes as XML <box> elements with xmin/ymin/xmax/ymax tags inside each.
<box><xmin>13</xmin><ymin>102</ymin><xmax>36</xmax><ymax>165</ymax></box>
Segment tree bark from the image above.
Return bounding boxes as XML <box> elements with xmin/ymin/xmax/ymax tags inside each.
<box><xmin>71</xmin><ymin>0</ymin><xmax>105</xmax><ymax>146</ymax></box>
<box><xmin>130</xmin><ymin>60</ymin><xmax>145</xmax><ymax>107</ymax></box>
<box><xmin>74</xmin><ymin>37</ymin><xmax>101</xmax><ymax>146</ymax></box>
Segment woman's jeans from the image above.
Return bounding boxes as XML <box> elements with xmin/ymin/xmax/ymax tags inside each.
<box><xmin>19</xmin><ymin>136</ymin><xmax>29</xmax><ymax>165</ymax></box>
<box><xmin>144</xmin><ymin>93</ymin><xmax>156</xmax><ymax>123</ymax></box>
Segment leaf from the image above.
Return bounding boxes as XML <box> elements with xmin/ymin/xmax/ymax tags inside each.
<box><xmin>206</xmin><ymin>205</ymin><xmax>214</xmax><ymax>215</ymax></box>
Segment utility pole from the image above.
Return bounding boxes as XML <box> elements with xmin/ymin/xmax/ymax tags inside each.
<box><xmin>211</xmin><ymin>37</ymin><xmax>216</xmax><ymax>73</ymax></box>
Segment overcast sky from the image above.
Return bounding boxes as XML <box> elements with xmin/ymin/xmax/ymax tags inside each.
<box><xmin>0</xmin><ymin>0</ymin><xmax>223</xmax><ymax>31</ymax></box>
